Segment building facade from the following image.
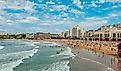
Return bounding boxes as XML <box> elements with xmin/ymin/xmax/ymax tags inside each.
<box><xmin>34</xmin><ymin>33</ymin><xmax>51</xmax><ymax>40</ymax></box>
<box><xmin>25</xmin><ymin>33</ymin><xmax>35</xmax><ymax>39</ymax></box>
<box><xmin>84</xmin><ymin>24</ymin><xmax>121</xmax><ymax>41</ymax></box>
<box><xmin>60</xmin><ymin>24</ymin><xmax>121</xmax><ymax>41</ymax></box>
<box><xmin>60</xmin><ymin>25</ymin><xmax>85</xmax><ymax>39</ymax></box>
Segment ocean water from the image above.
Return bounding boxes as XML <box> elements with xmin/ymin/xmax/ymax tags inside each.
<box><xmin>0</xmin><ymin>39</ymin><xmax>114</xmax><ymax>71</ymax></box>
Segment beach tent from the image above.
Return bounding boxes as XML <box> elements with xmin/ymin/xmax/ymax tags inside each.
<box><xmin>118</xmin><ymin>43</ymin><xmax>121</xmax><ymax>57</ymax></box>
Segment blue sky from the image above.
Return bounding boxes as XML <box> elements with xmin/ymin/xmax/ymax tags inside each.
<box><xmin>0</xmin><ymin>0</ymin><xmax>121</xmax><ymax>33</ymax></box>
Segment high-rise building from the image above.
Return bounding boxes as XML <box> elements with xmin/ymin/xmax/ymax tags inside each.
<box><xmin>61</xmin><ymin>25</ymin><xmax>85</xmax><ymax>39</ymax></box>
<box><xmin>69</xmin><ymin>25</ymin><xmax>85</xmax><ymax>39</ymax></box>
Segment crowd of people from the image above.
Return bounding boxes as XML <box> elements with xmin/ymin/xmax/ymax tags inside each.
<box><xmin>54</xmin><ymin>39</ymin><xmax>120</xmax><ymax>55</ymax></box>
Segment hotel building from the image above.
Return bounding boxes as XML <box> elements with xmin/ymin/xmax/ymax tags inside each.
<box><xmin>61</xmin><ymin>25</ymin><xmax>85</xmax><ymax>39</ymax></box>
<box><xmin>84</xmin><ymin>24</ymin><xmax>121</xmax><ymax>41</ymax></box>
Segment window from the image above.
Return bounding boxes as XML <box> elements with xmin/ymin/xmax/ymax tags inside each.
<box><xmin>113</xmin><ymin>33</ymin><xmax>116</xmax><ymax>38</ymax></box>
<box><xmin>100</xmin><ymin>34</ymin><xmax>102</xmax><ymax>38</ymax></box>
<box><xmin>104</xmin><ymin>34</ymin><xmax>109</xmax><ymax>38</ymax></box>
<box><xmin>118</xmin><ymin>33</ymin><xmax>120</xmax><ymax>37</ymax></box>
<box><xmin>97</xmin><ymin>34</ymin><xmax>99</xmax><ymax>37</ymax></box>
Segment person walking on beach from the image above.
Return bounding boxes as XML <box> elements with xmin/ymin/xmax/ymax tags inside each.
<box><xmin>110</xmin><ymin>58</ymin><xmax>113</xmax><ymax>64</ymax></box>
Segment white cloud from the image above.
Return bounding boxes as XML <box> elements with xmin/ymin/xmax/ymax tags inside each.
<box><xmin>106</xmin><ymin>0</ymin><xmax>121</xmax><ymax>2</ymax></box>
<box><xmin>81</xmin><ymin>16</ymin><xmax>109</xmax><ymax>29</ymax></box>
<box><xmin>33</xmin><ymin>13</ymin><xmax>79</xmax><ymax>26</ymax></box>
<box><xmin>90</xmin><ymin>2</ymin><xmax>98</xmax><ymax>7</ymax></box>
<box><xmin>87</xmin><ymin>11</ymin><xmax>121</xmax><ymax>22</ymax></box>
<box><xmin>80</xmin><ymin>19</ymin><xmax>108</xmax><ymax>28</ymax></box>
<box><xmin>108</xmin><ymin>13</ymin><xmax>117</xmax><ymax>17</ymax></box>
<box><xmin>38</xmin><ymin>4</ymin><xmax>69</xmax><ymax>11</ymax></box>
<box><xmin>24</xmin><ymin>1</ymin><xmax>35</xmax><ymax>11</ymax></box>
<box><xmin>79</xmin><ymin>10</ymin><xmax>121</xmax><ymax>30</ymax></box>
<box><xmin>6</xmin><ymin>20</ymin><xmax>14</xmax><ymax>25</ymax></box>
<box><xmin>26</xmin><ymin>16</ymin><xmax>40</xmax><ymax>21</ymax></box>
<box><xmin>46</xmin><ymin>1</ymin><xmax>55</xmax><ymax>4</ymax></box>
<box><xmin>51</xmin><ymin>5</ymin><xmax>69</xmax><ymax>11</ymax></box>
<box><xmin>99</xmin><ymin>0</ymin><xmax>121</xmax><ymax>3</ymax></box>
<box><xmin>0</xmin><ymin>0</ymin><xmax>38</xmax><ymax>26</ymax></box>
<box><xmin>6</xmin><ymin>20</ymin><xmax>13</xmax><ymax>23</ymax></box>
<box><xmin>0</xmin><ymin>0</ymin><xmax>35</xmax><ymax>11</ymax></box>
<box><xmin>70</xmin><ymin>9</ymin><xmax>85</xmax><ymax>15</ymax></box>
<box><xmin>103</xmin><ymin>4</ymin><xmax>121</xmax><ymax>11</ymax></box>
<box><xmin>0</xmin><ymin>0</ymin><xmax>37</xmax><ymax>26</ymax></box>
<box><xmin>73</xmin><ymin>0</ymin><xmax>81</xmax><ymax>5</ymax></box>
<box><xmin>72</xmin><ymin>0</ymin><xmax>84</xmax><ymax>9</ymax></box>
<box><xmin>59</xmin><ymin>12</ymin><xmax>68</xmax><ymax>17</ymax></box>
<box><xmin>18</xmin><ymin>16</ymin><xmax>40</xmax><ymax>23</ymax></box>
<box><xmin>0</xmin><ymin>12</ymin><xmax>36</xmax><ymax>25</ymax></box>
<box><xmin>107</xmin><ymin>11</ymin><xmax>121</xmax><ymax>18</ymax></box>
<box><xmin>21</xmin><ymin>19</ymin><xmax>30</xmax><ymax>23</ymax></box>
<box><xmin>99</xmin><ymin>0</ymin><xmax>105</xmax><ymax>3</ymax></box>
<box><xmin>86</xmin><ymin>17</ymin><xmax>106</xmax><ymax>21</ymax></box>
<box><xmin>111</xmin><ymin>5</ymin><xmax>119</xmax><ymax>8</ymax></box>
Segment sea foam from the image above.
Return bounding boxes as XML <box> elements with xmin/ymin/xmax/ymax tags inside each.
<box><xmin>48</xmin><ymin>46</ymin><xmax>75</xmax><ymax>71</ymax></box>
<box><xmin>0</xmin><ymin>46</ymin><xmax>5</xmax><ymax>50</ymax></box>
<box><xmin>0</xmin><ymin>48</ymin><xmax>38</xmax><ymax>71</ymax></box>
<box><xmin>45</xmin><ymin>43</ymin><xmax>75</xmax><ymax>71</ymax></box>
<box><xmin>42</xmin><ymin>61</ymin><xmax>70</xmax><ymax>71</ymax></box>
<box><xmin>50</xmin><ymin>47</ymin><xmax>75</xmax><ymax>59</ymax></box>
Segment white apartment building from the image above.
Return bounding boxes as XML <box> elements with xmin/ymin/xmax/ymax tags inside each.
<box><xmin>70</xmin><ymin>25</ymin><xmax>85</xmax><ymax>38</ymax></box>
<box><xmin>61</xmin><ymin>25</ymin><xmax>85</xmax><ymax>39</ymax></box>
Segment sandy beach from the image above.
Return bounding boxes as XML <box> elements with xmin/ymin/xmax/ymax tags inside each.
<box><xmin>32</xmin><ymin>39</ymin><xmax>121</xmax><ymax>71</ymax></box>
<box><xmin>71</xmin><ymin>47</ymin><xmax>121</xmax><ymax>71</ymax></box>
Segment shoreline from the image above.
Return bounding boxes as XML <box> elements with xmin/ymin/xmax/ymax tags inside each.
<box><xmin>1</xmin><ymin>39</ymin><xmax>121</xmax><ymax>71</ymax></box>
<box><xmin>32</xmin><ymin>39</ymin><xmax>118</xmax><ymax>56</ymax></box>
<box><xmin>32</xmin><ymin>39</ymin><xmax>121</xmax><ymax>71</ymax></box>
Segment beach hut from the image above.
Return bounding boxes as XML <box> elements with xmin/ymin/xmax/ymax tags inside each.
<box><xmin>118</xmin><ymin>43</ymin><xmax>121</xmax><ymax>57</ymax></box>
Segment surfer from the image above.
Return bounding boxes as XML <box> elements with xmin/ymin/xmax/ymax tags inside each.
<box><xmin>45</xmin><ymin>67</ymin><xmax>48</xmax><ymax>70</ymax></box>
<box><xmin>29</xmin><ymin>56</ymin><xmax>32</xmax><ymax>58</ymax></box>
<box><xmin>61</xmin><ymin>49</ymin><xmax>63</xmax><ymax>51</ymax></box>
<box><xmin>56</xmin><ymin>51</ymin><xmax>60</xmax><ymax>54</ymax></box>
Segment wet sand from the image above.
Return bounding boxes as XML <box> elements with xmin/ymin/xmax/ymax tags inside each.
<box><xmin>71</xmin><ymin>47</ymin><xmax>121</xmax><ymax>71</ymax></box>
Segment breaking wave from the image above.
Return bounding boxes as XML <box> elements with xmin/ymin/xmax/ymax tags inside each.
<box><xmin>0</xmin><ymin>48</ymin><xmax>38</xmax><ymax>71</ymax></box>
<box><xmin>0</xmin><ymin>46</ymin><xmax>5</xmax><ymax>50</ymax></box>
